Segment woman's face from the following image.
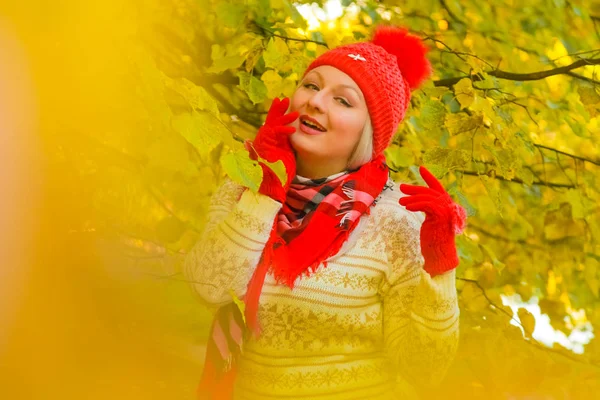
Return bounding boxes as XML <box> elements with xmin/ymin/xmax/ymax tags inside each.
<box><xmin>289</xmin><ymin>65</ymin><xmax>369</xmax><ymax>177</ymax></box>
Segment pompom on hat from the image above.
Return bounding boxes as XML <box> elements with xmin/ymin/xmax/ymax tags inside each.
<box><xmin>304</xmin><ymin>26</ymin><xmax>431</xmax><ymax>157</ymax></box>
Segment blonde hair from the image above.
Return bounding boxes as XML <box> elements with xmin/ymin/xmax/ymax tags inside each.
<box><xmin>346</xmin><ymin>116</ymin><xmax>373</xmax><ymax>170</ymax></box>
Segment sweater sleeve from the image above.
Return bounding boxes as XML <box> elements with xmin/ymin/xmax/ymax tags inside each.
<box><xmin>377</xmin><ymin>196</ymin><xmax>460</xmax><ymax>392</ymax></box>
<box><xmin>183</xmin><ymin>179</ymin><xmax>282</xmax><ymax>307</ymax></box>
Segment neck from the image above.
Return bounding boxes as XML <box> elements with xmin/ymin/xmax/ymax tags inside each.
<box><xmin>295</xmin><ymin>155</ymin><xmax>348</xmax><ymax>179</ymax></box>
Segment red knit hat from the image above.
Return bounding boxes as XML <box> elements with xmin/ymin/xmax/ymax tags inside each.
<box><xmin>304</xmin><ymin>26</ymin><xmax>432</xmax><ymax>157</ymax></box>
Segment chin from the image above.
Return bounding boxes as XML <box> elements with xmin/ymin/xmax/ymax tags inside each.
<box><xmin>290</xmin><ymin>132</ymin><xmax>320</xmax><ymax>156</ymax></box>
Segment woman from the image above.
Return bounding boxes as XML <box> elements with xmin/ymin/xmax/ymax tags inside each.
<box><xmin>185</xmin><ymin>26</ymin><xmax>467</xmax><ymax>399</ymax></box>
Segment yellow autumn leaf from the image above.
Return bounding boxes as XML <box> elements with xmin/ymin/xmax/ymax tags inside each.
<box><xmin>517</xmin><ymin>308</ymin><xmax>536</xmax><ymax>339</ymax></box>
<box><xmin>444</xmin><ymin>112</ymin><xmax>483</xmax><ymax>135</ymax></box>
<box><xmin>261</xmin><ymin>70</ymin><xmax>283</xmax><ymax>98</ymax></box>
<box><xmin>258</xmin><ymin>158</ymin><xmax>288</xmax><ymax>187</ymax></box>
<box><xmin>263</xmin><ymin>37</ymin><xmax>290</xmax><ymax>70</ymax></box>
<box><xmin>454</xmin><ymin>78</ymin><xmax>475</xmax><ymax>109</ymax></box>
<box><xmin>229</xmin><ymin>289</ymin><xmax>247</xmax><ymax>326</ymax></box>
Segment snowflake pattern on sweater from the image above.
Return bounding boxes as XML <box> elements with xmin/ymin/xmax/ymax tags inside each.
<box><xmin>184</xmin><ymin>179</ymin><xmax>460</xmax><ymax>399</ymax></box>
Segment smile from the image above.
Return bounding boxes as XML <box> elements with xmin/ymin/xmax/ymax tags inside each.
<box><xmin>299</xmin><ymin>115</ymin><xmax>327</xmax><ymax>133</ymax></box>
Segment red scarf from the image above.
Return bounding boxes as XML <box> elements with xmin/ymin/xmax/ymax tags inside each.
<box><xmin>197</xmin><ymin>155</ymin><xmax>390</xmax><ymax>399</ymax></box>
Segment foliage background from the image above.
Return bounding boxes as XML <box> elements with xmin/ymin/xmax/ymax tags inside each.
<box><xmin>2</xmin><ymin>0</ymin><xmax>600</xmax><ymax>398</ymax></box>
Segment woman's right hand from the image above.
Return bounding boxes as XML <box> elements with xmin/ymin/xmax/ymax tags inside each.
<box><xmin>246</xmin><ymin>98</ymin><xmax>299</xmax><ymax>203</ymax></box>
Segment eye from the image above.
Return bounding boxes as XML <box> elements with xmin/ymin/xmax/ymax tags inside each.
<box><xmin>303</xmin><ymin>83</ymin><xmax>319</xmax><ymax>91</ymax></box>
<box><xmin>336</xmin><ymin>97</ymin><xmax>352</xmax><ymax>107</ymax></box>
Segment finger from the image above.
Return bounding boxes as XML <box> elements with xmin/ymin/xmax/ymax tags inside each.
<box><xmin>274</xmin><ymin>126</ymin><xmax>296</xmax><ymax>136</ymax></box>
<box><xmin>420</xmin><ymin>166</ymin><xmax>446</xmax><ymax>193</ymax></box>
<box><xmin>399</xmin><ymin>194</ymin><xmax>438</xmax><ymax>203</ymax></box>
<box><xmin>399</xmin><ymin>194</ymin><xmax>438</xmax><ymax>206</ymax></box>
<box><xmin>403</xmin><ymin>202</ymin><xmax>434</xmax><ymax>215</ymax></box>
<box><xmin>279</xmin><ymin>97</ymin><xmax>290</xmax><ymax>111</ymax></box>
<box><xmin>399</xmin><ymin>184</ymin><xmax>435</xmax><ymax>196</ymax></box>
<box><xmin>277</xmin><ymin>111</ymin><xmax>299</xmax><ymax>126</ymax></box>
<box><xmin>266</xmin><ymin>98</ymin><xmax>282</xmax><ymax>122</ymax></box>
<box><xmin>272</xmin><ymin>97</ymin><xmax>289</xmax><ymax>117</ymax></box>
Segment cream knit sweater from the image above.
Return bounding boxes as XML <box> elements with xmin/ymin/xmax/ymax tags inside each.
<box><xmin>184</xmin><ymin>179</ymin><xmax>459</xmax><ymax>399</ymax></box>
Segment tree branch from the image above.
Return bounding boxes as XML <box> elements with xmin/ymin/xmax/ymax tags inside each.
<box><xmin>252</xmin><ymin>21</ymin><xmax>329</xmax><ymax>48</ymax></box>
<box><xmin>439</xmin><ymin>0</ymin><xmax>465</xmax><ymax>25</ymax></box>
<box><xmin>435</xmin><ymin>57</ymin><xmax>600</xmax><ymax>87</ymax></box>
<box><xmin>468</xmin><ymin>224</ymin><xmax>600</xmax><ymax>262</ymax></box>
<box><xmin>146</xmin><ymin>185</ymin><xmax>202</xmax><ymax>234</ymax></box>
<box><xmin>457</xmin><ymin>277</ymin><xmax>600</xmax><ymax>368</ymax></box>
<box><xmin>440</xmin><ymin>50</ymin><xmax>496</xmax><ymax>69</ymax></box>
<box><xmin>421</xmin><ymin>35</ymin><xmax>467</xmax><ymax>63</ymax></box>
<box><xmin>567</xmin><ymin>71</ymin><xmax>600</xmax><ymax>85</ymax></box>
<box><xmin>458</xmin><ymin>170</ymin><xmax>576</xmax><ymax>188</ymax></box>
<box><xmin>534</xmin><ymin>144</ymin><xmax>600</xmax><ymax>167</ymax></box>
<box><xmin>202</xmin><ymin>83</ymin><xmax>263</xmax><ymax>128</ymax></box>
<box><xmin>269</xmin><ymin>32</ymin><xmax>328</xmax><ymax>47</ymax></box>
<box><xmin>498</xmin><ymin>98</ymin><xmax>539</xmax><ymax>126</ymax></box>
<box><xmin>467</xmin><ymin>224</ymin><xmax>546</xmax><ymax>251</ymax></box>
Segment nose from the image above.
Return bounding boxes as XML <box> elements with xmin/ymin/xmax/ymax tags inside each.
<box><xmin>307</xmin><ymin>89</ymin><xmax>327</xmax><ymax>113</ymax></box>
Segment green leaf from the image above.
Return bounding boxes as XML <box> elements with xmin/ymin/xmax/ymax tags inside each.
<box><xmin>237</xmin><ymin>71</ymin><xmax>251</xmax><ymax>90</ymax></box>
<box><xmin>420</xmin><ymin>99</ymin><xmax>446</xmax><ymax>130</ymax></box>
<box><xmin>387</xmin><ymin>145</ymin><xmax>415</xmax><ymax>168</ymax></box>
<box><xmin>444</xmin><ymin>112</ymin><xmax>483</xmax><ymax>135</ymax></box>
<box><xmin>165</xmin><ymin>78</ymin><xmax>219</xmax><ymax>116</ymax></box>
<box><xmin>422</xmin><ymin>86</ymin><xmax>451</xmax><ymax>99</ymax></box>
<box><xmin>238</xmin><ymin>72</ymin><xmax>268</xmax><ymax>104</ymax></box>
<box><xmin>482</xmin><ymin>143</ymin><xmax>521</xmax><ymax>180</ymax></box>
<box><xmin>221</xmin><ymin>149</ymin><xmax>263</xmax><ymax>192</ymax></box>
<box><xmin>260</xmin><ymin>158</ymin><xmax>287</xmax><ymax>187</ymax></box>
<box><xmin>454</xmin><ymin>78</ymin><xmax>475</xmax><ymax>109</ymax></box>
<box><xmin>207</xmin><ymin>44</ymin><xmax>246</xmax><ymax>74</ymax></box>
<box><xmin>171</xmin><ymin>111</ymin><xmax>230</xmax><ymax>158</ymax></box>
<box><xmin>423</xmin><ymin>147</ymin><xmax>470</xmax><ymax>173</ymax></box>
<box><xmin>263</xmin><ymin>37</ymin><xmax>290</xmax><ymax>70</ymax></box>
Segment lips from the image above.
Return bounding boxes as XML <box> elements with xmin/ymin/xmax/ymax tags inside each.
<box><xmin>299</xmin><ymin>115</ymin><xmax>327</xmax><ymax>132</ymax></box>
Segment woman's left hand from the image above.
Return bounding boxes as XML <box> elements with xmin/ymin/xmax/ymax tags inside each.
<box><xmin>399</xmin><ymin>166</ymin><xmax>467</xmax><ymax>277</ymax></box>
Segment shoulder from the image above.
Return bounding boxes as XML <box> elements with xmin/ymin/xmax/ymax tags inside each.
<box><xmin>371</xmin><ymin>179</ymin><xmax>424</xmax><ymax>230</ymax></box>
<box><xmin>369</xmin><ymin>179</ymin><xmax>424</xmax><ymax>280</ymax></box>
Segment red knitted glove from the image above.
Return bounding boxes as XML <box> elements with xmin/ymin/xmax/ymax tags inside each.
<box><xmin>399</xmin><ymin>166</ymin><xmax>467</xmax><ymax>277</ymax></box>
<box><xmin>245</xmin><ymin>98</ymin><xmax>299</xmax><ymax>203</ymax></box>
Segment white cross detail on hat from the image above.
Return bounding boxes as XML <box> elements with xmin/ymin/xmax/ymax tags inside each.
<box><xmin>348</xmin><ymin>53</ymin><xmax>366</xmax><ymax>61</ymax></box>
